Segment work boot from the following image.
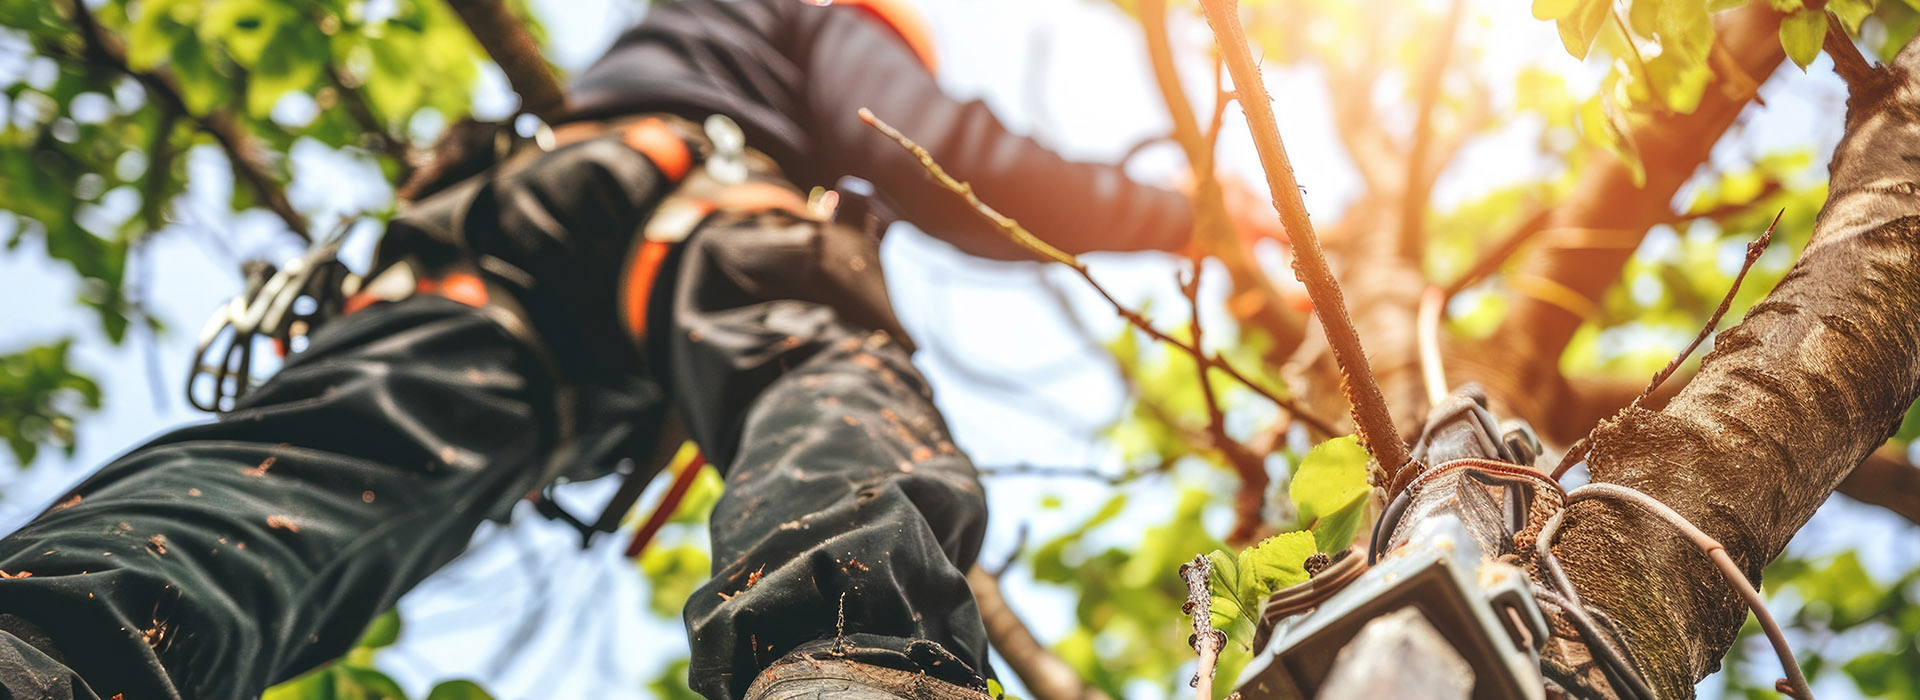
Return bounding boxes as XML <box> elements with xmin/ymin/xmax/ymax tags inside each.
<box><xmin>744</xmin><ymin>654</ymin><xmax>993</xmax><ymax>700</ymax></box>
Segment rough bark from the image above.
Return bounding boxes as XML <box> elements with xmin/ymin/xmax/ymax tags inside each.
<box><xmin>1555</xmin><ymin>44</ymin><xmax>1920</xmax><ymax>696</ymax></box>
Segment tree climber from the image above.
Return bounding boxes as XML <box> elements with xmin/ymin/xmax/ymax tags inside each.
<box><xmin>0</xmin><ymin>1</ymin><xmax>1276</xmax><ymax>698</ymax></box>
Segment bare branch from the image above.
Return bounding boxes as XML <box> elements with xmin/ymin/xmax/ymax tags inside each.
<box><xmin>861</xmin><ymin>109</ymin><xmax>1339</xmax><ymax>437</ymax></box>
<box><xmin>66</xmin><ymin>0</ymin><xmax>309</xmax><ymax>242</ymax></box>
<box><xmin>1138</xmin><ymin>0</ymin><xmax>1310</xmax><ymax>362</ymax></box>
<box><xmin>1636</xmin><ymin>211</ymin><xmax>1778</xmax><ymax>404</ymax></box>
<box><xmin>967</xmin><ymin>566</ymin><xmax>1115</xmax><ymax>700</ymax></box>
<box><xmin>1196</xmin><ymin>0</ymin><xmax>1411</xmax><ymax>475</ymax></box>
<box><xmin>1179</xmin><ymin>555</ymin><xmax>1224</xmax><ymax>700</ymax></box>
<box><xmin>444</xmin><ymin>0</ymin><xmax>567</xmax><ymax>122</ymax></box>
<box><xmin>1823</xmin><ymin>11</ymin><xmax>1880</xmax><ymax>92</ymax></box>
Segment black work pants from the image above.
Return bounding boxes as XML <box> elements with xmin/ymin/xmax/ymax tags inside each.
<box><xmin>0</xmin><ymin>175</ymin><xmax>992</xmax><ymax>699</ymax></box>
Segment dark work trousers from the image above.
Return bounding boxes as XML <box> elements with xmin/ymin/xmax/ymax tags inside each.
<box><xmin>0</xmin><ymin>148</ymin><xmax>993</xmax><ymax>699</ymax></box>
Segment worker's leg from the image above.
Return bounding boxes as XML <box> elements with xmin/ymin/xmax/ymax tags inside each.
<box><xmin>665</xmin><ymin>212</ymin><xmax>992</xmax><ymax>700</ymax></box>
<box><xmin>0</xmin><ymin>297</ymin><xmax>564</xmax><ymax>700</ymax></box>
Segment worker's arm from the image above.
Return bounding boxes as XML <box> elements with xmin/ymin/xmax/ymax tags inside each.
<box><xmin>799</xmin><ymin>7</ymin><xmax>1194</xmax><ymax>261</ymax></box>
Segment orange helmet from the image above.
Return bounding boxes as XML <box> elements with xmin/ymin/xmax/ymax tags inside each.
<box><xmin>828</xmin><ymin>0</ymin><xmax>940</xmax><ymax>75</ymax></box>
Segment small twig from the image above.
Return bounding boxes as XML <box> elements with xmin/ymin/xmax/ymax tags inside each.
<box><xmin>1180</xmin><ymin>554</ymin><xmax>1224</xmax><ymax>700</ymax></box>
<box><xmin>1138</xmin><ymin>0</ymin><xmax>1309</xmax><ymax>362</ymax></box>
<box><xmin>444</xmin><ymin>0</ymin><xmax>567</xmax><ymax>122</ymax></box>
<box><xmin>861</xmin><ymin>109</ymin><xmax>1338</xmax><ymax>438</ymax></box>
<box><xmin>1553</xmin><ymin>211</ymin><xmax>1781</xmax><ymax>482</ymax></box>
<box><xmin>976</xmin><ymin>464</ymin><xmax>1132</xmax><ymax>485</ymax></box>
<box><xmin>1636</xmin><ymin>210</ymin><xmax>1779</xmax><ymax>405</ymax></box>
<box><xmin>987</xmin><ymin>523</ymin><xmax>1030</xmax><ymax>579</ymax></box>
<box><xmin>1442</xmin><ymin>205</ymin><xmax>1551</xmax><ymax>297</ymax></box>
<box><xmin>66</xmin><ymin>0</ymin><xmax>309</xmax><ymax>242</ymax></box>
<box><xmin>1187</xmin><ymin>263</ymin><xmax>1271</xmax><ymax>543</ymax></box>
<box><xmin>326</xmin><ymin>64</ymin><xmax>413</xmax><ymax>171</ymax></box>
<box><xmin>1823</xmin><ymin>11</ymin><xmax>1880</xmax><ymax>92</ymax></box>
<box><xmin>1196</xmin><ymin>0</ymin><xmax>1410</xmax><ymax>474</ymax></box>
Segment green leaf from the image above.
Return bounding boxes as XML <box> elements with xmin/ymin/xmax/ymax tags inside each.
<box><xmin>1236</xmin><ymin>531</ymin><xmax>1316</xmax><ymax>601</ymax></box>
<box><xmin>1781</xmin><ymin>9</ymin><xmax>1827</xmax><ymax>69</ymax></box>
<box><xmin>356</xmin><ymin>610</ymin><xmax>402</xmax><ymax>649</ymax></box>
<box><xmin>425</xmin><ymin>680</ymin><xmax>494</xmax><ymax>700</ymax></box>
<box><xmin>337</xmin><ymin>666</ymin><xmax>409</xmax><ymax>700</ymax></box>
<box><xmin>1290</xmin><ymin>436</ymin><xmax>1369</xmax><ymax>552</ymax></box>
<box><xmin>1551</xmin><ymin>0</ymin><xmax>1612</xmax><ymax>60</ymax></box>
<box><xmin>1205</xmin><ymin>549</ymin><xmax>1244</xmax><ymax>630</ymax></box>
<box><xmin>1830</xmin><ymin>0</ymin><xmax>1877</xmax><ymax>32</ymax></box>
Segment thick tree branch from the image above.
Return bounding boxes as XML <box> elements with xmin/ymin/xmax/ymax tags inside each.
<box><xmin>1196</xmin><ymin>0</ymin><xmax>1411</xmax><ymax>476</ymax></box>
<box><xmin>1556</xmin><ymin>35</ymin><xmax>1920</xmax><ymax>695</ymax></box>
<box><xmin>444</xmin><ymin>0</ymin><xmax>567</xmax><ymax>122</ymax></box>
<box><xmin>967</xmin><ymin>566</ymin><xmax>1115</xmax><ymax>700</ymax></box>
<box><xmin>1485</xmin><ymin>3</ymin><xmax>1787</xmax><ymax>394</ymax></box>
<box><xmin>66</xmin><ymin>0</ymin><xmax>309</xmax><ymax>242</ymax></box>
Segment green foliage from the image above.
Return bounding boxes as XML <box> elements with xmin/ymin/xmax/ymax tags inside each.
<box><xmin>260</xmin><ymin>610</ymin><xmax>470</xmax><ymax>700</ymax></box>
<box><xmin>1781</xmin><ymin>8</ymin><xmax>1829</xmax><ymax>69</ymax></box>
<box><xmin>0</xmin><ymin>341</ymin><xmax>102</xmax><ymax>466</ymax></box>
<box><xmin>1720</xmin><ymin>552</ymin><xmax>1920</xmax><ymax>698</ymax></box>
<box><xmin>1204</xmin><ymin>531</ymin><xmax>1314</xmax><ymax>633</ymax></box>
<box><xmin>1031</xmin><ymin>487</ymin><xmax>1235</xmax><ymax>698</ymax></box>
<box><xmin>0</xmin><ymin>0</ymin><xmax>531</xmax><ymax>464</ymax></box>
<box><xmin>1289</xmin><ymin>436</ymin><xmax>1369</xmax><ymax>553</ymax></box>
<box><xmin>649</xmin><ymin>659</ymin><xmax>705</xmax><ymax>700</ymax></box>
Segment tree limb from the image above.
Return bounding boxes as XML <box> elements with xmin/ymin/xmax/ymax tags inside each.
<box><xmin>66</xmin><ymin>0</ymin><xmax>309</xmax><ymax>242</ymax></box>
<box><xmin>1837</xmin><ymin>448</ymin><xmax>1920</xmax><ymax>527</ymax></box>
<box><xmin>1195</xmin><ymin>0</ymin><xmax>1411</xmax><ymax>476</ymax></box>
<box><xmin>966</xmin><ymin>565</ymin><xmax>1115</xmax><ymax>700</ymax></box>
<box><xmin>1138</xmin><ymin>0</ymin><xmax>1310</xmax><ymax>364</ymax></box>
<box><xmin>1556</xmin><ymin>32</ymin><xmax>1920</xmax><ymax>695</ymax></box>
<box><xmin>1484</xmin><ymin>3</ymin><xmax>1787</xmax><ymax>395</ymax></box>
<box><xmin>861</xmin><ymin>109</ymin><xmax>1338</xmax><ymax>437</ymax></box>
<box><xmin>444</xmin><ymin>0</ymin><xmax>567</xmax><ymax>122</ymax></box>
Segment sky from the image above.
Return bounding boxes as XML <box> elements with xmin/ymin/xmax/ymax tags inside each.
<box><xmin>0</xmin><ymin>0</ymin><xmax>1914</xmax><ymax>699</ymax></box>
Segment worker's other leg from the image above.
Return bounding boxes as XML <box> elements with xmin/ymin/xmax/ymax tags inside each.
<box><xmin>667</xmin><ymin>212</ymin><xmax>991</xmax><ymax>700</ymax></box>
<box><xmin>0</xmin><ymin>297</ymin><xmax>560</xmax><ymax>700</ymax></box>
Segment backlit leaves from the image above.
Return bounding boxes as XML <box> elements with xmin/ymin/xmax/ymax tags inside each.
<box><xmin>1289</xmin><ymin>436</ymin><xmax>1369</xmax><ymax>553</ymax></box>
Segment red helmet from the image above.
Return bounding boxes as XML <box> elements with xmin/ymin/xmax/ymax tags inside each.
<box><xmin>824</xmin><ymin>0</ymin><xmax>939</xmax><ymax>75</ymax></box>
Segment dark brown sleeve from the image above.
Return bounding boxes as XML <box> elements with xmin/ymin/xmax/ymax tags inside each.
<box><xmin>798</xmin><ymin>7</ymin><xmax>1193</xmax><ymax>260</ymax></box>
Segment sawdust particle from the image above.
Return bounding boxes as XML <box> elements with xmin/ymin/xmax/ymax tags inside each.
<box><xmin>242</xmin><ymin>456</ymin><xmax>275</xmax><ymax>477</ymax></box>
<box><xmin>52</xmin><ymin>494</ymin><xmax>81</xmax><ymax>510</ymax></box>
